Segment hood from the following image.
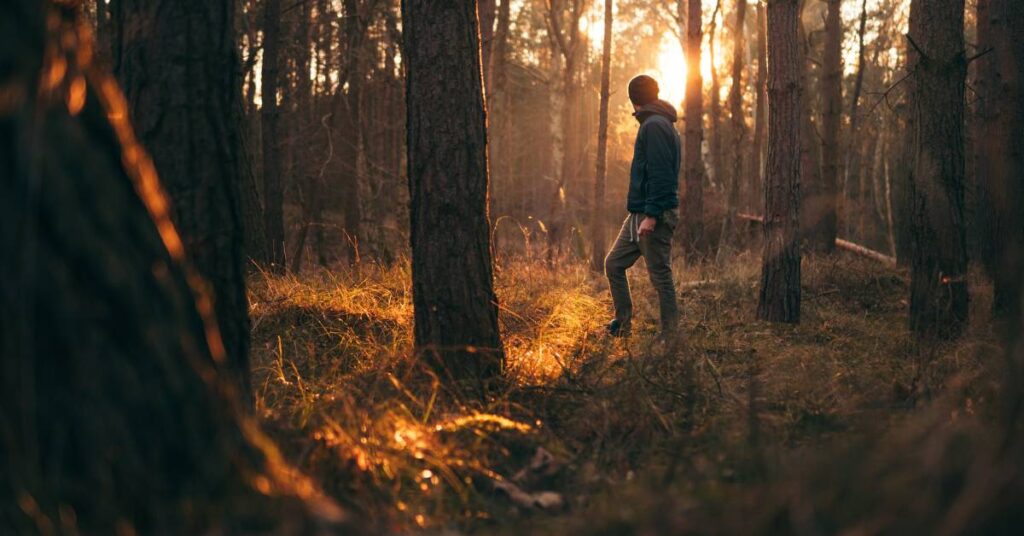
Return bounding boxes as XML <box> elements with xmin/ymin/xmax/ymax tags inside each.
<box><xmin>633</xmin><ymin>99</ymin><xmax>678</xmax><ymax>124</ymax></box>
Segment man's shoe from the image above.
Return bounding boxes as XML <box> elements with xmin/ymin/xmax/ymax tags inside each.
<box><xmin>607</xmin><ymin>319</ymin><xmax>630</xmax><ymax>337</ymax></box>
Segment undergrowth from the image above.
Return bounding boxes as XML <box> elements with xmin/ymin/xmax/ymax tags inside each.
<box><xmin>248</xmin><ymin>252</ymin><xmax>1014</xmax><ymax>534</ymax></box>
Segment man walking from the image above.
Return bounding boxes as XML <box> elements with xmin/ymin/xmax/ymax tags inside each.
<box><xmin>605</xmin><ymin>75</ymin><xmax>681</xmax><ymax>338</ymax></box>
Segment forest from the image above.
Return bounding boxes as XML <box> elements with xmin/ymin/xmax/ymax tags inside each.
<box><xmin>1</xmin><ymin>0</ymin><xmax>1023</xmax><ymax>534</ymax></box>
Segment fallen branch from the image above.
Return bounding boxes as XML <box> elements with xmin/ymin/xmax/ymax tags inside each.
<box><xmin>735</xmin><ymin>213</ymin><xmax>897</xmax><ymax>266</ymax></box>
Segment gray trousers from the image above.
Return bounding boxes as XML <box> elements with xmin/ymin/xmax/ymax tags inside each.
<box><xmin>604</xmin><ymin>210</ymin><xmax>680</xmax><ymax>333</ymax></box>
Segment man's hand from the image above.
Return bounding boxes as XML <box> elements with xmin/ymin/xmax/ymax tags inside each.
<box><xmin>638</xmin><ymin>216</ymin><xmax>657</xmax><ymax>237</ymax></box>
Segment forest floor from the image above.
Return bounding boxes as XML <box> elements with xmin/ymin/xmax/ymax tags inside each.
<box><xmin>248</xmin><ymin>251</ymin><xmax>1009</xmax><ymax>534</ymax></box>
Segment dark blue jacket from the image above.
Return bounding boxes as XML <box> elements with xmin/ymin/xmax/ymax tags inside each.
<box><xmin>627</xmin><ymin>100</ymin><xmax>681</xmax><ymax>217</ymax></box>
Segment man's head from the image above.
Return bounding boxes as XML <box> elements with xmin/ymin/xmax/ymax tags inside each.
<box><xmin>628</xmin><ymin>75</ymin><xmax>659</xmax><ymax>108</ymax></box>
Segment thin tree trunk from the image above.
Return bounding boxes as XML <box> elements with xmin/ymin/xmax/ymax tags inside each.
<box><xmin>591</xmin><ymin>0</ymin><xmax>613</xmax><ymax>272</ymax></box>
<box><xmin>720</xmin><ymin>0</ymin><xmax>747</xmax><ymax>251</ymax></box>
<box><xmin>403</xmin><ymin>0</ymin><xmax>505</xmax><ymax>383</ymax></box>
<box><xmin>709</xmin><ymin>0</ymin><xmax>725</xmax><ymax>191</ymax></box>
<box><xmin>907</xmin><ymin>0</ymin><xmax>969</xmax><ymax>340</ymax></box>
<box><xmin>843</xmin><ymin>0</ymin><xmax>869</xmax><ymax>238</ymax></box>
<box><xmin>757</xmin><ymin>0</ymin><xmax>802</xmax><ymax>324</ymax></box>
<box><xmin>111</xmin><ymin>0</ymin><xmax>251</xmax><ymax>399</ymax></box>
<box><xmin>261</xmin><ymin>0</ymin><xmax>286</xmax><ymax>271</ymax></box>
<box><xmin>682</xmin><ymin>0</ymin><xmax>705</xmax><ymax>259</ymax></box>
<box><xmin>750</xmin><ymin>1</ymin><xmax>767</xmax><ymax>213</ymax></box>
<box><xmin>809</xmin><ymin>0</ymin><xmax>841</xmax><ymax>253</ymax></box>
<box><xmin>0</xmin><ymin>3</ymin><xmax>349</xmax><ymax>530</ymax></box>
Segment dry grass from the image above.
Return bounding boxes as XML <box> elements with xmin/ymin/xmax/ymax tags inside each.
<box><xmin>248</xmin><ymin>252</ymin><xmax>1012</xmax><ymax>534</ymax></box>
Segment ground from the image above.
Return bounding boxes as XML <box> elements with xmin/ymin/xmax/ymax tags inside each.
<box><xmin>248</xmin><ymin>251</ymin><xmax>1009</xmax><ymax>534</ymax></box>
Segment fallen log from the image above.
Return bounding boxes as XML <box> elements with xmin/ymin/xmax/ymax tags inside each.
<box><xmin>735</xmin><ymin>213</ymin><xmax>897</xmax><ymax>266</ymax></box>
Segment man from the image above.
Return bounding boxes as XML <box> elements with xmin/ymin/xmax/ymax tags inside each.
<box><xmin>604</xmin><ymin>75</ymin><xmax>681</xmax><ymax>338</ymax></box>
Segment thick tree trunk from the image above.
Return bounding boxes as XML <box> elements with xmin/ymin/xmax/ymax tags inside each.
<box><xmin>808</xmin><ymin>0</ymin><xmax>841</xmax><ymax>253</ymax></box>
<box><xmin>403</xmin><ymin>0</ymin><xmax>505</xmax><ymax>383</ymax></box>
<box><xmin>757</xmin><ymin>0</ymin><xmax>802</xmax><ymax>324</ymax></box>
<box><xmin>591</xmin><ymin>0</ymin><xmax>613</xmax><ymax>272</ymax></box>
<box><xmin>260</xmin><ymin>0</ymin><xmax>286</xmax><ymax>271</ymax></box>
<box><xmin>0</xmin><ymin>2</ymin><xmax>346</xmax><ymax>531</ymax></box>
<box><xmin>906</xmin><ymin>0</ymin><xmax>969</xmax><ymax>340</ymax></box>
<box><xmin>682</xmin><ymin>0</ymin><xmax>705</xmax><ymax>259</ymax></box>
<box><xmin>976</xmin><ymin>0</ymin><xmax>1024</xmax><ymax>321</ymax></box>
<box><xmin>719</xmin><ymin>0</ymin><xmax>747</xmax><ymax>250</ymax></box>
<box><xmin>111</xmin><ymin>0</ymin><xmax>251</xmax><ymax>399</ymax></box>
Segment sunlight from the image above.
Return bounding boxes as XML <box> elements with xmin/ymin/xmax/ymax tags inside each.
<box><xmin>652</xmin><ymin>33</ymin><xmax>687</xmax><ymax>108</ymax></box>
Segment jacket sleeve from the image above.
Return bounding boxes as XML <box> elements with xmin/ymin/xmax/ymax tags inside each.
<box><xmin>642</xmin><ymin>120</ymin><xmax>678</xmax><ymax>217</ymax></box>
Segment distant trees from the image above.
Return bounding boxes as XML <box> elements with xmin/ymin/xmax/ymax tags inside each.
<box><xmin>0</xmin><ymin>2</ymin><xmax>344</xmax><ymax>530</ymax></box>
<box><xmin>906</xmin><ymin>0</ymin><xmax>969</xmax><ymax>340</ymax></box>
<box><xmin>402</xmin><ymin>1</ymin><xmax>505</xmax><ymax>382</ymax></box>
<box><xmin>757</xmin><ymin>0</ymin><xmax>802</xmax><ymax>323</ymax></box>
<box><xmin>111</xmin><ymin>0</ymin><xmax>251</xmax><ymax>399</ymax></box>
<box><xmin>591</xmin><ymin>0</ymin><xmax>613</xmax><ymax>272</ymax></box>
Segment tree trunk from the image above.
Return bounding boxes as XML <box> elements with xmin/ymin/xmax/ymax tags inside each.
<box><xmin>708</xmin><ymin>0</ymin><xmax>725</xmax><ymax>191</ymax></box>
<box><xmin>757</xmin><ymin>0</ymin><xmax>802</xmax><ymax>324</ymax></box>
<box><xmin>750</xmin><ymin>1</ymin><xmax>767</xmax><ymax>213</ymax></box>
<box><xmin>906</xmin><ymin>0</ymin><xmax>969</xmax><ymax>340</ymax></box>
<box><xmin>260</xmin><ymin>0</ymin><xmax>286</xmax><ymax>271</ymax></box>
<box><xmin>591</xmin><ymin>0</ymin><xmax>613</xmax><ymax>272</ymax></box>
<box><xmin>403</xmin><ymin>0</ymin><xmax>505</xmax><ymax>383</ymax></box>
<box><xmin>0</xmin><ymin>2</ymin><xmax>347</xmax><ymax>531</ymax></box>
<box><xmin>719</xmin><ymin>0</ymin><xmax>747</xmax><ymax>250</ymax></box>
<box><xmin>682</xmin><ymin>0</ymin><xmax>705</xmax><ymax>259</ymax></box>
<box><xmin>976</xmin><ymin>0</ymin><xmax>1024</xmax><ymax>321</ymax></box>
<box><xmin>809</xmin><ymin>0</ymin><xmax>841</xmax><ymax>253</ymax></box>
<box><xmin>843</xmin><ymin>0</ymin><xmax>869</xmax><ymax>239</ymax></box>
<box><xmin>478</xmin><ymin>0</ymin><xmax>497</xmax><ymax>91</ymax></box>
<box><xmin>111</xmin><ymin>0</ymin><xmax>251</xmax><ymax>399</ymax></box>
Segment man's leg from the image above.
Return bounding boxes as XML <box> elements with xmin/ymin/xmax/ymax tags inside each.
<box><xmin>605</xmin><ymin>216</ymin><xmax>643</xmax><ymax>333</ymax></box>
<box><xmin>639</xmin><ymin>215</ymin><xmax>680</xmax><ymax>334</ymax></box>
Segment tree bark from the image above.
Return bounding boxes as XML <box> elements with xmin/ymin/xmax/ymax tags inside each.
<box><xmin>260</xmin><ymin>0</ymin><xmax>286</xmax><ymax>271</ymax></box>
<box><xmin>111</xmin><ymin>0</ymin><xmax>251</xmax><ymax>399</ymax></box>
<box><xmin>403</xmin><ymin>0</ymin><xmax>505</xmax><ymax>383</ymax></box>
<box><xmin>757</xmin><ymin>0</ymin><xmax>802</xmax><ymax>324</ymax></box>
<box><xmin>808</xmin><ymin>0</ymin><xmax>841</xmax><ymax>253</ymax></box>
<box><xmin>0</xmin><ymin>2</ymin><xmax>347</xmax><ymax>531</ymax></box>
<box><xmin>906</xmin><ymin>0</ymin><xmax>969</xmax><ymax>340</ymax></box>
<box><xmin>591</xmin><ymin>0</ymin><xmax>613</xmax><ymax>272</ymax></box>
<box><xmin>682</xmin><ymin>0</ymin><xmax>705</xmax><ymax>259</ymax></box>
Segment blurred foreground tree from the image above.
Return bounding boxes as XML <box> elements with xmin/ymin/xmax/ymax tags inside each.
<box><xmin>757</xmin><ymin>0</ymin><xmax>802</xmax><ymax>323</ymax></box>
<box><xmin>110</xmin><ymin>0</ymin><xmax>251</xmax><ymax>400</ymax></box>
<box><xmin>0</xmin><ymin>1</ymin><xmax>347</xmax><ymax>532</ymax></box>
<box><xmin>402</xmin><ymin>0</ymin><xmax>505</xmax><ymax>383</ymax></box>
<box><xmin>906</xmin><ymin>0</ymin><xmax>969</xmax><ymax>340</ymax></box>
<box><xmin>975</xmin><ymin>0</ymin><xmax>1024</xmax><ymax>323</ymax></box>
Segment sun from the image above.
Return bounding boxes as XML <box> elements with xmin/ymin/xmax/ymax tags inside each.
<box><xmin>652</xmin><ymin>34</ymin><xmax>688</xmax><ymax>108</ymax></box>
<box><xmin>650</xmin><ymin>31</ymin><xmax>719</xmax><ymax>108</ymax></box>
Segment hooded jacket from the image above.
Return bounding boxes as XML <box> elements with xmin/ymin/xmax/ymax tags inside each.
<box><xmin>627</xmin><ymin>99</ymin><xmax>681</xmax><ymax>218</ymax></box>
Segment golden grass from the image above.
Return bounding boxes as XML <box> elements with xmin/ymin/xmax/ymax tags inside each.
<box><xmin>248</xmin><ymin>253</ymin><xmax>1007</xmax><ymax>533</ymax></box>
